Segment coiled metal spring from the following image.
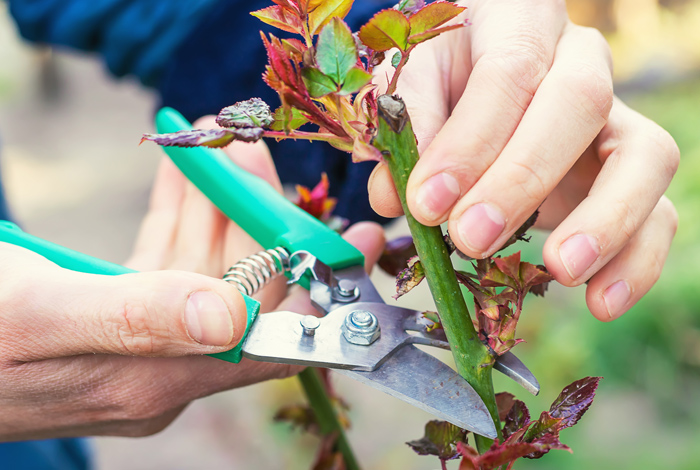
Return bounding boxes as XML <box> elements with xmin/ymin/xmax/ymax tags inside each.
<box><xmin>223</xmin><ymin>247</ymin><xmax>290</xmax><ymax>296</ymax></box>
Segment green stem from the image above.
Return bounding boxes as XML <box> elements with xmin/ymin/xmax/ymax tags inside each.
<box><xmin>372</xmin><ymin>95</ymin><xmax>502</xmax><ymax>448</ymax></box>
<box><xmin>298</xmin><ymin>368</ymin><xmax>360</xmax><ymax>470</ymax></box>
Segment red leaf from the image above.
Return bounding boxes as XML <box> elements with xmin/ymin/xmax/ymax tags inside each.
<box><xmin>394</xmin><ymin>255</ymin><xmax>425</xmax><ymax>299</ymax></box>
<box><xmin>271</xmin><ymin>0</ymin><xmax>301</xmax><ymax>13</ymax></box>
<box><xmin>406</xmin><ymin>420</ymin><xmax>468</xmax><ymax>461</ymax></box>
<box><xmin>480</xmin><ymin>265</ymin><xmax>517</xmax><ymax>290</ymax></box>
<box><xmin>378</xmin><ymin>236</ymin><xmax>417</xmax><ymax>276</ymax></box>
<box><xmin>295</xmin><ymin>173</ymin><xmax>337</xmax><ymax>221</ymax></box>
<box><xmin>262</xmin><ymin>33</ymin><xmax>304</xmax><ymax>92</ymax></box>
<box><xmin>358</xmin><ymin>9</ymin><xmax>410</xmax><ymax>52</ymax></box>
<box><xmin>458</xmin><ymin>434</ymin><xmax>570</xmax><ymax>469</ymax></box>
<box><xmin>408</xmin><ymin>1</ymin><xmax>466</xmax><ymax>39</ymax></box>
<box><xmin>140</xmin><ymin>128</ymin><xmax>262</xmax><ymax>148</ymax></box>
<box><xmin>523</xmin><ymin>411</ymin><xmax>563</xmax><ymax>443</ymax></box>
<box><xmin>251</xmin><ymin>5</ymin><xmax>303</xmax><ymax>34</ymax></box>
<box><xmin>519</xmin><ymin>262</ymin><xmax>554</xmax><ymax>290</ymax></box>
<box><xmin>494</xmin><ymin>252</ymin><xmax>521</xmax><ymax>281</ymax></box>
<box><xmin>502</xmin><ymin>399</ymin><xmax>530</xmax><ymax>440</ymax></box>
<box><xmin>548</xmin><ymin>376</ymin><xmax>602</xmax><ymax>430</ymax></box>
<box><xmin>352</xmin><ymin>137</ymin><xmax>383</xmax><ymax>162</ymax></box>
<box><xmin>495</xmin><ymin>392</ymin><xmax>516</xmax><ymax>422</ymax></box>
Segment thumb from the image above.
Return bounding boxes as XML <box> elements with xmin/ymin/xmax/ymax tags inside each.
<box><xmin>2</xmin><ymin>250</ymin><xmax>247</xmax><ymax>361</ymax></box>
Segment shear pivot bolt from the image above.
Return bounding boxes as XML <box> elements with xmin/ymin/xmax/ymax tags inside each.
<box><xmin>300</xmin><ymin>316</ymin><xmax>320</xmax><ymax>336</ymax></box>
<box><xmin>337</xmin><ymin>279</ymin><xmax>356</xmax><ymax>297</ymax></box>
<box><xmin>342</xmin><ymin>310</ymin><xmax>380</xmax><ymax>346</ymax></box>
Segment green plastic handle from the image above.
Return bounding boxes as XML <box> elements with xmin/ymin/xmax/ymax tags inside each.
<box><xmin>154</xmin><ymin>107</ymin><xmax>364</xmax><ymax>271</ymax></box>
<box><xmin>0</xmin><ymin>221</ymin><xmax>259</xmax><ymax>363</ymax></box>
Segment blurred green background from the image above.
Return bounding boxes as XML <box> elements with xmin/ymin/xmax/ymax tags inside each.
<box><xmin>0</xmin><ymin>0</ymin><xmax>699</xmax><ymax>469</ymax></box>
<box><xmin>500</xmin><ymin>1</ymin><xmax>700</xmax><ymax>468</ymax></box>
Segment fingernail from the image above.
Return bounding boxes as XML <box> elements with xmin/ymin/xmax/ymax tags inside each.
<box><xmin>457</xmin><ymin>203</ymin><xmax>506</xmax><ymax>254</ymax></box>
<box><xmin>559</xmin><ymin>234</ymin><xmax>600</xmax><ymax>280</ymax></box>
<box><xmin>415</xmin><ymin>173</ymin><xmax>461</xmax><ymax>221</ymax></box>
<box><xmin>603</xmin><ymin>280</ymin><xmax>631</xmax><ymax>320</ymax></box>
<box><xmin>185</xmin><ymin>291</ymin><xmax>234</xmax><ymax>346</ymax></box>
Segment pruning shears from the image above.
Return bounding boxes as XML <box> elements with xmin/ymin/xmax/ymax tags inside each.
<box><xmin>0</xmin><ymin>108</ymin><xmax>539</xmax><ymax>439</ymax></box>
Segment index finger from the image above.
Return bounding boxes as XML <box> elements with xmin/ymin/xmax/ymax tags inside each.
<box><xmin>405</xmin><ymin>0</ymin><xmax>568</xmax><ymax>225</ymax></box>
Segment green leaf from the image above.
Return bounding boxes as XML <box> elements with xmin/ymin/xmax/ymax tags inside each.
<box><xmin>391</xmin><ymin>51</ymin><xmax>401</xmax><ymax>69</ymax></box>
<box><xmin>406</xmin><ymin>420</ymin><xmax>468</xmax><ymax>461</ymax></box>
<box><xmin>270</xmin><ymin>106</ymin><xmax>309</xmax><ymax>132</ymax></box>
<box><xmin>301</xmin><ymin>67</ymin><xmax>338</xmax><ymax>98</ymax></box>
<box><xmin>408</xmin><ymin>21</ymin><xmax>468</xmax><ymax>45</ymax></box>
<box><xmin>338</xmin><ymin>67</ymin><xmax>372</xmax><ymax>95</ymax></box>
<box><xmin>216</xmin><ymin>98</ymin><xmax>273</xmax><ymax>128</ymax></box>
<box><xmin>408</xmin><ymin>1</ymin><xmax>465</xmax><ymax>39</ymax></box>
<box><xmin>358</xmin><ymin>9</ymin><xmax>410</xmax><ymax>52</ymax></box>
<box><xmin>307</xmin><ymin>0</ymin><xmax>354</xmax><ymax>36</ymax></box>
<box><xmin>316</xmin><ymin>17</ymin><xmax>357</xmax><ymax>85</ymax></box>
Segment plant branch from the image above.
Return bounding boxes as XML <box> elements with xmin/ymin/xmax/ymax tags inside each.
<box><xmin>262</xmin><ymin>130</ymin><xmax>353</xmax><ymax>150</ymax></box>
<box><xmin>298</xmin><ymin>368</ymin><xmax>360</xmax><ymax>470</ymax></box>
<box><xmin>385</xmin><ymin>47</ymin><xmax>413</xmax><ymax>95</ymax></box>
<box><xmin>372</xmin><ymin>94</ymin><xmax>502</xmax><ymax>450</ymax></box>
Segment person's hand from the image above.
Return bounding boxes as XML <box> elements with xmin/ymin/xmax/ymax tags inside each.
<box><xmin>367</xmin><ymin>0</ymin><xmax>679</xmax><ymax>321</ymax></box>
<box><xmin>0</xmin><ymin>119</ymin><xmax>385</xmax><ymax>441</ymax></box>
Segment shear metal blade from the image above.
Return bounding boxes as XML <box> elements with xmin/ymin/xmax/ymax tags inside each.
<box><xmin>494</xmin><ymin>351</ymin><xmax>540</xmax><ymax>396</ymax></box>
<box><xmin>335</xmin><ymin>344</ymin><xmax>497</xmax><ymax>438</ymax></box>
<box><xmin>411</xmin><ymin>315</ymin><xmax>540</xmax><ymax>395</ymax></box>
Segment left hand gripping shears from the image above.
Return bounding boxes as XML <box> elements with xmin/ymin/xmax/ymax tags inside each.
<box><xmin>0</xmin><ymin>108</ymin><xmax>540</xmax><ymax>439</ymax></box>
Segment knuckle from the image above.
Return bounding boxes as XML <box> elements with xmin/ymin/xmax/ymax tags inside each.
<box><xmin>610</xmin><ymin>198</ymin><xmax>638</xmax><ymax>245</ymax></box>
<box><xmin>510</xmin><ymin>159</ymin><xmax>548</xmax><ymax>204</ymax></box>
<box><xmin>116</xmin><ymin>387</ymin><xmax>176</xmax><ymax>423</ymax></box>
<box><xmin>113</xmin><ymin>301</ymin><xmax>158</xmax><ymax>355</ymax></box>
<box><xmin>563</xmin><ymin>64</ymin><xmax>613</xmax><ymax>124</ymax></box>
<box><xmin>650</xmin><ymin>127</ymin><xmax>680</xmax><ymax>181</ymax></box>
<box><xmin>657</xmin><ymin>197</ymin><xmax>679</xmax><ymax>237</ymax></box>
<box><xmin>478</xmin><ymin>39</ymin><xmax>551</xmax><ymax>107</ymax></box>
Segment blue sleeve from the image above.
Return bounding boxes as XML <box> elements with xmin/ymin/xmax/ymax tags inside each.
<box><xmin>158</xmin><ymin>0</ymin><xmax>396</xmax><ymax>225</ymax></box>
<box><xmin>8</xmin><ymin>0</ymin><xmax>219</xmax><ymax>86</ymax></box>
<box><xmin>0</xmin><ymin>438</ymin><xmax>91</xmax><ymax>470</ymax></box>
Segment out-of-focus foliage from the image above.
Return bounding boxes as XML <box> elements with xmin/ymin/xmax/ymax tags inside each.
<box><xmin>481</xmin><ymin>78</ymin><xmax>700</xmax><ymax>470</ymax></box>
<box><xmin>568</xmin><ymin>0</ymin><xmax>700</xmax><ymax>82</ymax></box>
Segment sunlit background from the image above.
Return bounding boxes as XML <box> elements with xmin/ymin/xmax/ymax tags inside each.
<box><xmin>0</xmin><ymin>1</ymin><xmax>699</xmax><ymax>469</ymax></box>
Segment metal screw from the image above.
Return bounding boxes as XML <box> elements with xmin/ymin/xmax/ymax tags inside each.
<box><xmin>337</xmin><ymin>279</ymin><xmax>356</xmax><ymax>297</ymax></box>
<box><xmin>300</xmin><ymin>316</ymin><xmax>320</xmax><ymax>336</ymax></box>
<box><xmin>350</xmin><ymin>310</ymin><xmax>372</xmax><ymax>327</ymax></box>
<box><xmin>342</xmin><ymin>310</ymin><xmax>380</xmax><ymax>345</ymax></box>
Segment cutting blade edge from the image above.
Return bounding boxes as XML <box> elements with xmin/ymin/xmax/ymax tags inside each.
<box><xmin>334</xmin><ymin>345</ymin><xmax>498</xmax><ymax>439</ymax></box>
